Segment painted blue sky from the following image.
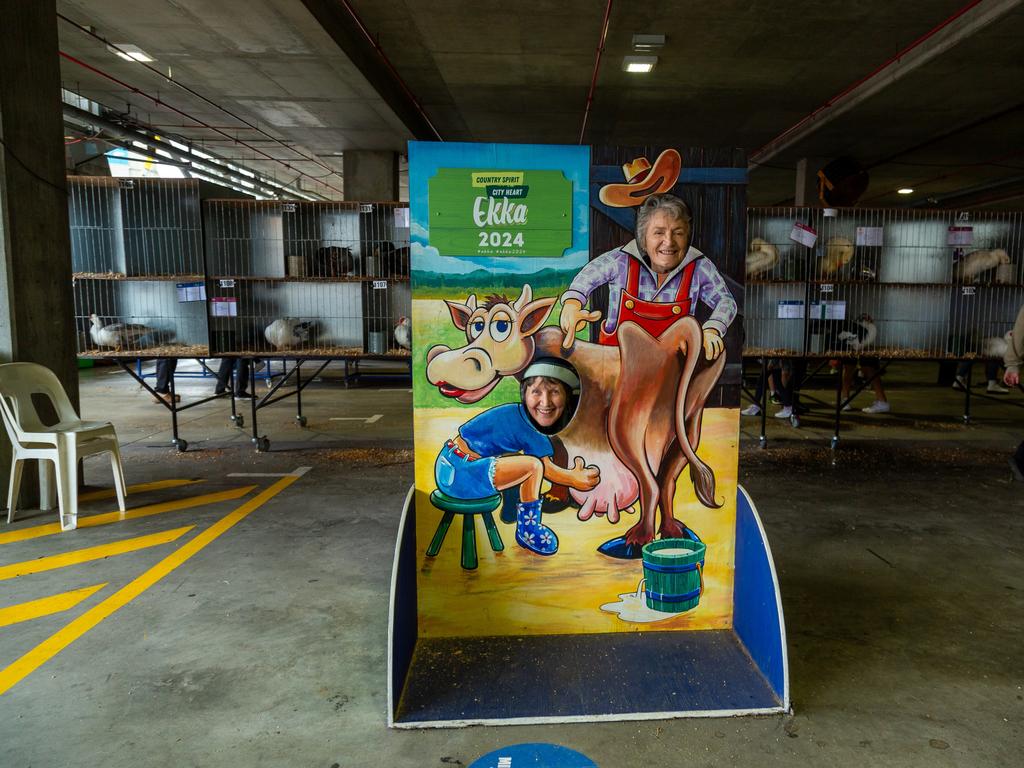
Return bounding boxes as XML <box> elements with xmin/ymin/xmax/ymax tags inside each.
<box><xmin>408</xmin><ymin>141</ymin><xmax>589</xmax><ymax>274</ymax></box>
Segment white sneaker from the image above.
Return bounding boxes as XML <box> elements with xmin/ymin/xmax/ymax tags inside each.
<box><xmin>741</xmin><ymin>404</ymin><xmax>761</xmax><ymax>416</ymax></box>
<box><xmin>862</xmin><ymin>400</ymin><xmax>891</xmax><ymax>414</ymax></box>
<box><xmin>952</xmin><ymin>375</ymin><xmax>967</xmax><ymax>391</ymax></box>
<box><xmin>987</xmin><ymin>380</ymin><xmax>1009</xmax><ymax>394</ymax></box>
<box><xmin>841</xmin><ymin>402</ymin><xmax>853</xmax><ymax>412</ymax></box>
<box><xmin>774</xmin><ymin>406</ymin><xmax>793</xmax><ymax>419</ymax></box>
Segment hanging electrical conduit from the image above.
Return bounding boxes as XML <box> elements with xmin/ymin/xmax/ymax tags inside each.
<box><xmin>57</xmin><ymin>13</ymin><xmax>347</xmax><ymax>191</ymax></box>
<box><xmin>63</xmin><ymin>102</ymin><xmax>323</xmax><ymax>201</ymax></box>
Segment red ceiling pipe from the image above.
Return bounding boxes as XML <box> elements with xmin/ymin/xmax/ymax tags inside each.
<box><xmin>336</xmin><ymin>0</ymin><xmax>443</xmax><ymax>142</ymax></box>
<box><xmin>579</xmin><ymin>0</ymin><xmax>613</xmax><ymax>145</ymax></box>
<box><xmin>59</xmin><ymin>51</ymin><xmax>344</xmax><ymax>197</ymax></box>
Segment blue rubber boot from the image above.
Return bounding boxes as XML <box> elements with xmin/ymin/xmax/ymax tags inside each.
<box><xmin>515</xmin><ymin>500</ymin><xmax>558</xmax><ymax>556</ymax></box>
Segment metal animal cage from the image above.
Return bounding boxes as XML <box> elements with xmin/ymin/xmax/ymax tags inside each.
<box><xmin>203</xmin><ymin>200</ymin><xmax>411</xmax><ymax>357</ymax></box>
<box><xmin>744</xmin><ymin>207</ymin><xmax>1024</xmax><ymax>360</ymax></box>
<box><xmin>69</xmin><ymin>177</ymin><xmax>208</xmax><ymax>357</ymax></box>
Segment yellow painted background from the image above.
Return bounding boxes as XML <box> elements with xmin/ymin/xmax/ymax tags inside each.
<box><xmin>413</xmin><ymin>406</ymin><xmax>739</xmax><ymax>638</ymax></box>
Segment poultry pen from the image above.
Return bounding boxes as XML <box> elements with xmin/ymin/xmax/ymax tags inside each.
<box><xmin>203</xmin><ymin>199</ymin><xmax>412</xmax><ymax>450</ymax></box>
<box><xmin>742</xmin><ymin>206</ymin><xmax>1024</xmax><ymax>445</ymax></box>
<box><xmin>69</xmin><ymin>176</ymin><xmax>223</xmax><ymax>451</ymax></box>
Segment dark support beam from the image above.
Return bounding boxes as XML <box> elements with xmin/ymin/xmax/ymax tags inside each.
<box><xmin>300</xmin><ymin>0</ymin><xmax>438</xmax><ymax>141</ymax></box>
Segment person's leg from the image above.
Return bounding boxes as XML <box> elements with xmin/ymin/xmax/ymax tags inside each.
<box><xmin>841</xmin><ymin>362</ymin><xmax>855</xmax><ymax>400</ymax></box>
<box><xmin>214</xmin><ymin>358</ymin><xmax>235</xmax><ymax>394</ymax></box>
<box><xmin>237</xmin><ymin>358</ymin><xmax>253</xmax><ymax>395</ymax></box>
<box><xmin>153</xmin><ymin>359</ymin><xmax>179</xmax><ymax>401</ymax></box>
<box><xmin>493</xmin><ymin>455</ymin><xmax>557</xmax><ymax>555</ymax></box>
<box><xmin>985</xmin><ymin>360</ymin><xmax>1008</xmax><ymax>393</ymax></box>
<box><xmin>863</xmin><ymin>366</ymin><xmax>887</xmax><ymax>401</ymax></box>
<box><xmin>954</xmin><ymin>361</ymin><xmax>970</xmax><ymax>390</ymax></box>
<box><xmin>155</xmin><ymin>359</ymin><xmax>171</xmax><ymax>393</ymax></box>
<box><xmin>861</xmin><ymin>361</ymin><xmax>890</xmax><ymax>413</ymax></box>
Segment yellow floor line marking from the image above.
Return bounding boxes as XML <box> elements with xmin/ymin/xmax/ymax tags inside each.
<box><xmin>0</xmin><ymin>584</ymin><xmax>107</xmax><ymax>628</ymax></box>
<box><xmin>0</xmin><ymin>467</ymin><xmax>308</xmax><ymax>695</ymax></box>
<box><xmin>79</xmin><ymin>478</ymin><xmax>201</xmax><ymax>502</ymax></box>
<box><xmin>0</xmin><ymin>487</ymin><xmax>256</xmax><ymax>546</ymax></box>
<box><xmin>0</xmin><ymin>527</ymin><xmax>193</xmax><ymax>581</ymax></box>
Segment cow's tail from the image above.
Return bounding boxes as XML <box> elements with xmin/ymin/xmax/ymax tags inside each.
<box><xmin>675</xmin><ymin>320</ymin><xmax>722</xmax><ymax>509</ymax></box>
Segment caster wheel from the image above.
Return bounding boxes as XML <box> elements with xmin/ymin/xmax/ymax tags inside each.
<box><xmin>254</xmin><ymin>437</ymin><xmax>270</xmax><ymax>452</ymax></box>
<box><xmin>174</xmin><ymin>438</ymin><xmax>188</xmax><ymax>452</ymax></box>
<box><xmin>296</xmin><ymin>416</ymin><xmax>307</xmax><ymax>427</ymax></box>
<box><xmin>231</xmin><ymin>414</ymin><xmax>244</xmax><ymax>427</ymax></box>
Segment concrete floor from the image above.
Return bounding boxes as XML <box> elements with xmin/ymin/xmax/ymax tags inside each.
<box><xmin>0</xmin><ymin>360</ymin><xmax>1021</xmax><ymax>767</ymax></box>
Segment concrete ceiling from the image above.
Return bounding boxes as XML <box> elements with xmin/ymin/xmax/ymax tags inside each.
<box><xmin>56</xmin><ymin>0</ymin><xmax>1024</xmax><ymax>208</ymax></box>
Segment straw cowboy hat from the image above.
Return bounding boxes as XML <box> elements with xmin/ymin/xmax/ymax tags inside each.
<box><xmin>599</xmin><ymin>148</ymin><xmax>682</xmax><ymax>208</ymax></box>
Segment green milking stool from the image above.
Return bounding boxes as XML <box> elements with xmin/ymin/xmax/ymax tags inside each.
<box><xmin>426</xmin><ymin>490</ymin><xmax>504</xmax><ymax>570</ymax></box>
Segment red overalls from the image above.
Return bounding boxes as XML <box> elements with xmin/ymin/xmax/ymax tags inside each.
<box><xmin>598</xmin><ymin>255</ymin><xmax>699</xmax><ymax>346</ymax></box>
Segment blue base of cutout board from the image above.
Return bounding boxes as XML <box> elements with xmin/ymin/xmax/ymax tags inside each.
<box><xmin>388</xmin><ymin>484</ymin><xmax>789</xmax><ymax>727</ymax></box>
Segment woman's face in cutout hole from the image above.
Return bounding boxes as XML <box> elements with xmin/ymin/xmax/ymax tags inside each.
<box><xmin>523</xmin><ymin>378</ymin><xmax>567</xmax><ymax>429</ymax></box>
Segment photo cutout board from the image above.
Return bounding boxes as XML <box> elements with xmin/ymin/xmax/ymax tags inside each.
<box><xmin>409</xmin><ymin>141</ymin><xmax>745</xmax><ymax>640</ymax></box>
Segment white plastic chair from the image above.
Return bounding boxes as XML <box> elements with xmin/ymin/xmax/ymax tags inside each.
<box><xmin>0</xmin><ymin>362</ymin><xmax>126</xmax><ymax>531</ymax></box>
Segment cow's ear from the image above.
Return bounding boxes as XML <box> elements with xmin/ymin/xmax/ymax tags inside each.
<box><xmin>517</xmin><ymin>297</ymin><xmax>557</xmax><ymax>337</ymax></box>
<box><xmin>444</xmin><ymin>299</ymin><xmax>474</xmax><ymax>331</ymax></box>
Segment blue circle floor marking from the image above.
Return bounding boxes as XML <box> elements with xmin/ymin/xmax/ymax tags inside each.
<box><xmin>469</xmin><ymin>743</ymin><xmax>597</xmax><ymax>768</ymax></box>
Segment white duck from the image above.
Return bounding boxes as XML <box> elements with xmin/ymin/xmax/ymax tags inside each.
<box><xmin>264</xmin><ymin>318</ymin><xmax>314</xmax><ymax>350</ymax></box>
<box><xmin>89</xmin><ymin>313</ymin><xmax>150</xmax><ymax>351</ymax></box>
<box><xmin>394</xmin><ymin>316</ymin><xmax>411</xmax><ymax>350</ymax></box>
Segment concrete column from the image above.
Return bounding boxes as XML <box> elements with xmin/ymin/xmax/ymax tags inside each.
<box><xmin>343</xmin><ymin>150</ymin><xmax>399</xmax><ymax>200</ymax></box>
<box><xmin>0</xmin><ymin>2</ymin><xmax>79</xmax><ymax>509</ymax></box>
<box><xmin>794</xmin><ymin>158</ymin><xmax>818</xmax><ymax>207</ymax></box>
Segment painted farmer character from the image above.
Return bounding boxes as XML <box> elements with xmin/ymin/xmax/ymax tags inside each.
<box><xmin>559</xmin><ymin>192</ymin><xmax>737</xmax><ymax>358</ymax></box>
<box><xmin>427</xmin><ymin>293</ymin><xmax>600</xmax><ymax>556</ymax></box>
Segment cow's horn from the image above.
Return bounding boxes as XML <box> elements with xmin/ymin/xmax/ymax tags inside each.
<box><xmin>466</xmin><ymin>294</ymin><xmax>477</xmax><ymax>310</ymax></box>
<box><xmin>513</xmin><ymin>284</ymin><xmax>532</xmax><ymax>311</ymax></box>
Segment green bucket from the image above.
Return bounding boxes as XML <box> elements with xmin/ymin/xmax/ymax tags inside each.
<box><xmin>641</xmin><ymin>538</ymin><xmax>706</xmax><ymax>613</ymax></box>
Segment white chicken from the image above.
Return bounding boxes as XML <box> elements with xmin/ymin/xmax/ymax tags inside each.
<box><xmin>264</xmin><ymin>318</ymin><xmax>314</xmax><ymax>350</ymax></box>
<box><xmin>837</xmin><ymin>313</ymin><xmax>877</xmax><ymax>352</ymax></box>
<box><xmin>957</xmin><ymin>248</ymin><xmax>1010</xmax><ymax>282</ymax></box>
<box><xmin>982</xmin><ymin>332</ymin><xmax>1011</xmax><ymax>359</ymax></box>
<box><xmin>394</xmin><ymin>316</ymin><xmax>411</xmax><ymax>350</ymax></box>
<box><xmin>819</xmin><ymin>237</ymin><xmax>854</xmax><ymax>276</ymax></box>
<box><xmin>746</xmin><ymin>238</ymin><xmax>779</xmax><ymax>277</ymax></box>
<box><xmin>89</xmin><ymin>313</ymin><xmax>150</xmax><ymax>351</ymax></box>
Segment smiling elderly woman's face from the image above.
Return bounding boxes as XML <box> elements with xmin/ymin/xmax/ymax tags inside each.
<box><xmin>523</xmin><ymin>377</ymin><xmax>568</xmax><ymax>429</ymax></box>
<box><xmin>643</xmin><ymin>209</ymin><xmax>691</xmax><ymax>274</ymax></box>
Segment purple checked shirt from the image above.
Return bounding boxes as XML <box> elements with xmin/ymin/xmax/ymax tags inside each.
<box><xmin>561</xmin><ymin>240</ymin><xmax>737</xmax><ymax>337</ymax></box>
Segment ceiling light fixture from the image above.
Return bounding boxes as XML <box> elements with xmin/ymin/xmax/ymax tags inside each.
<box><xmin>623</xmin><ymin>55</ymin><xmax>658</xmax><ymax>73</ymax></box>
<box><xmin>632</xmin><ymin>34</ymin><xmax>666</xmax><ymax>52</ymax></box>
<box><xmin>107</xmin><ymin>43</ymin><xmax>154</xmax><ymax>63</ymax></box>
<box><xmin>897</xmin><ymin>188</ymin><xmax>914</xmax><ymax>194</ymax></box>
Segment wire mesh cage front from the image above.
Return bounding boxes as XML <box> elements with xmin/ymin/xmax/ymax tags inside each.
<box><xmin>203</xmin><ymin>200</ymin><xmax>411</xmax><ymax>357</ymax></box>
<box><xmin>744</xmin><ymin>207</ymin><xmax>1024</xmax><ymax>360</ymax></box>
<box><xmin>69</xmin><ymin>177</ymin><xmax>208</xmax><ymax>357</ymax></box>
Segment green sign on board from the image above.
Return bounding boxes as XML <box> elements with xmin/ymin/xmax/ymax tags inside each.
<box><xmin>427</xmin><ymin>168</ymin><xmax>572</xmax><ymax>257</ymax></box>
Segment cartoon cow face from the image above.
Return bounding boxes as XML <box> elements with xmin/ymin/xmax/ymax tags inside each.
<box><xmin>426</xmin><ymin>284</ymin><xmax>555</xmax><ymax>404</ymax></box>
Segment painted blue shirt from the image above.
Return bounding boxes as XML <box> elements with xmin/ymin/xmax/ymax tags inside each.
<box><xmin>458</xmin><ymin>403</ymin><xmax>554</xmax><ymax>459</ymax></box>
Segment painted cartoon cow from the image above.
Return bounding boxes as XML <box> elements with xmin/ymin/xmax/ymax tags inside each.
<box><xmin>426</xmin><ymin>284</ymin><xmax>724</xmax><ymax>554</ymax></box>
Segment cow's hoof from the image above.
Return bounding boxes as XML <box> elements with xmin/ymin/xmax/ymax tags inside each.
<box><xmin>597</xmin><ymin>536</ymin><xmax>645</xmax><ymax>559</ymax></box>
